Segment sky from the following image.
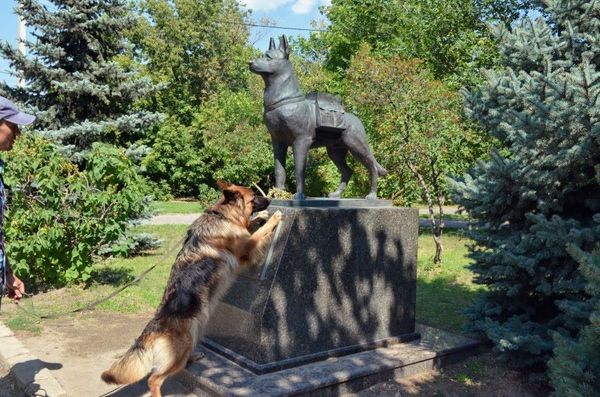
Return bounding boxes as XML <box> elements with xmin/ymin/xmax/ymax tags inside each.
<box><xmin>0</xmin><ymin>0</ymin><xmax>330</xmax><ymax>87</ymax></box>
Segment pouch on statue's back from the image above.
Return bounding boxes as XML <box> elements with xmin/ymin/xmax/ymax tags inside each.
<box><xmin>306</xmin><ymin>92</ymin><xmax>347</xmax><ymax>134</ymax></box>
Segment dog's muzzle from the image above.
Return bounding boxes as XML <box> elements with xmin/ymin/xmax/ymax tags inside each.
<box><xmin>253</xmin><ymin>196</ymin><xmax>271</xmax><ymax>213</ymax></box>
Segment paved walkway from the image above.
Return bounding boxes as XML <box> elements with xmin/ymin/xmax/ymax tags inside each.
<box><xmin>0</xmin><ymin>314</ymin><xmax>196</xmax><ymax>397</ymax></box>
<box><xmin>143</xmin><ymin>213</ymin><xmax>470</xmax><ymax>229</ymax></box>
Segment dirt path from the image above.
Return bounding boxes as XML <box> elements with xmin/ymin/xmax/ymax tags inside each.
<box><xmin>8</xmin><ymin>310</ymin><xmax>545</xmax><ymax>397</ymax></box>
<box><xmin>11</xmin><ymin>310</ymin><xmax>543</xmax><ymax>397</ymax></box>
<box><xmin>348</xmin><ymin>352</ymin><xmax>544</xmax><ymax>397</ymax></box>
<box><xmin>14</xmin><ymin>311</ymin><xmax>195</xmax><ymax>397</ymax></box>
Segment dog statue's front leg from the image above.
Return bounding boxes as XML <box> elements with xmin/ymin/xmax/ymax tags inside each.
<box><xmin>273</xmin><ymin>141</ymin><xmax>288</xmax><ymax>189</ymax></box>
<box><xmin>292</xmin><ymin>137</ymin><xmax>312</xmax><ymax>200</ymax></box>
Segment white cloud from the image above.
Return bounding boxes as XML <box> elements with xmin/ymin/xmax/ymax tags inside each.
<box><xmin>239</xmin><ymin>0</ymin><xmax>330</xmax><ymax>13</ymax></box>
<box><xmin>240</xmin><ymin>0</ymin><xmax>294</xmax><ymax>12</ymax></box>
<box><xmin>291</xmin><ymin>0</ymin><xmax>316</xmax><ymax>14</ymax></box>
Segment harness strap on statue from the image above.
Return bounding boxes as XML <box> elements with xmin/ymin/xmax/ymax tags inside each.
<box><xmin>265</xmin><ymin>95</ymin><xmax>305</xmax><ymax>112</ymax></box>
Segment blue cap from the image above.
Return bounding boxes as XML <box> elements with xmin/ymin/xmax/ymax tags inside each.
<box><xmin>0</xmin><ymin>96</ymin><xmax>36</xmax><ymax>125</ymax></box>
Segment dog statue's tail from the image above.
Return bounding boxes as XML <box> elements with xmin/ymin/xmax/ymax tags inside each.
<box><xmin>101</xmin><ymin>338</ymin><xmax>153</xmax><ymax>385</ymax></box>
<box><xmin>376</xmin><ymin>161</ymin><xmax>388</xmax><ymax>177</ymax></box>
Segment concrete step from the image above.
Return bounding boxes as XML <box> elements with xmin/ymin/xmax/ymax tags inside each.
<box><xmin>176</xmin><ymin>324</ymin><xmax>480</xmax><ymax>397</ymax></box>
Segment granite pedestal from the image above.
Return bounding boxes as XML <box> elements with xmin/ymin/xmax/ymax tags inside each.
<box><xmin>203</xmin><ymin>199</ymin><xmax>419</xmax><ymax>374</ymax></box>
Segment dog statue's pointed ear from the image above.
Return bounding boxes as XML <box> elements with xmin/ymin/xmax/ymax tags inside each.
<box><xmin>216</xmin><ymin>180</ymin><xmax>231</xmax><ymax>191</ymax></box>
<box><xmin>279</xmin><ymin>35</ymin><xmax>289</xmax><ymax>58</ymax></box>
<box><xmin>269</xmin><ymin>37</ymin><xmax>276</xmax><ymax>51</ymax></box>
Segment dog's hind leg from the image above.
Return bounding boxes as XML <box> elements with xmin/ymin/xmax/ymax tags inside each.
<box><xmin>148</xmin><ymin>333</ymin><xmax>193</xmax><ymax>397</ymax></box>
<box><xmin>326</xmin><ymin>145</ymin><xmax>352</xmax><ymax>198</ymax></box>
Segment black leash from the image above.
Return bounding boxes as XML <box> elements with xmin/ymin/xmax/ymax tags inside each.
<box><xmin>6</xmin><ymin>240</ymin><xmax>182</xmax><ymax>320</ymax></box>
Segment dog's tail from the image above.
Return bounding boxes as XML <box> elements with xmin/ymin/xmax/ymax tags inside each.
<box><xmin>101</xmin><ymin>336</ymin><xmax>153</xmax><ymax>385</ymax></box>
<box><xmin>376</xmin><ymin>161</ymin><xmax>388</xmax><ymax>177</ymax></box>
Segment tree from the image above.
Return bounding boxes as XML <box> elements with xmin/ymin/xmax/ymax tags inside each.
<box><xmin>0</xmin><ymin>0</ymin><xmax>161</xmax><ymax>285</ymax></box>
<box><xmin>300</xmin><ymin>0</ymin><xmax>535</xmax><ymax>86</ymax></box>
<box><xmin>347</xmin><ymin>47</ymin><xmax>489</xmax><ymax>264</ymax></box>
<box><xmin>549</xmin><ymin>243</ymin><xmax>600</xmax><ymax>396</ymax></box>
<box><xmin>130</xmin><ymin>0</ymin><xmax>254</xmax><ymax>124</ymax></box>
<box><xmin>451</xmin><ymin>0</ymin><xmax>600</xmax><ymax>375</ymax></box>
<box><xmin>0</xmin><ymin>0</ymin><xmax>161</xmax><ymax>159</ymax></box>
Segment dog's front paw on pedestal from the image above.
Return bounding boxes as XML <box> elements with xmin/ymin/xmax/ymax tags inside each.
<box><xmin>253</xmin><ymin>210</ymin><xmax>269</xmax><ymax>221</ymax></box>
<box><xmin>188</xmin><ymin>352</ymin><xmax>205</xmax><ymax>363</ymax></box>
<box><xmin>271</xmin><ymin>210</ymin><xmax>282</xmax><ymax>223</ymax></box>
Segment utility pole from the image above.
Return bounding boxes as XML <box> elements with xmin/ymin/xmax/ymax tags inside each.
<box><xmin>17</xmin><ymin>13</ymin><xmax>26</xmax><ymax>88</ymax></box>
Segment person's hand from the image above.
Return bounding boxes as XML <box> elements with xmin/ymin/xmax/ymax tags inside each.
<box><xmin>6</xmin><ymin>272</ymin><xmax>25</xmax><ymax>303</ymax></box>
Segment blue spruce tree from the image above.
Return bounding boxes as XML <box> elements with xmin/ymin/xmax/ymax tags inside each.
<box><xmin>0</xmin><ymin>0</ymin><xmax>162</xmax><ymax>159</ymax></box>
<box><xmin>549</xmin><ymin>243</ymin><xmax>600</xmax><ymax>396</ymax></box>
<box><xmin>452</xmin><ymin>0</ymin><xmax>599</xmax><ymax>376</ymax></box>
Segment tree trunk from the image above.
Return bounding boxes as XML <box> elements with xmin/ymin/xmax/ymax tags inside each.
<box><xmin>407</xmin><ymin>163</ymin><xmax>445</xmax><ymax>266</ymax></box>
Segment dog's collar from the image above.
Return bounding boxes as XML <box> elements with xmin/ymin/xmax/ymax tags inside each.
<box><xmin>204</xmin><ymin>209</ymin><xmax>226</xmax><ymax>220</ymax></box>
<box><xmin>265</xmin><ymin>95</ymin><xmax>305</xmax><ymax>112</ymax></box>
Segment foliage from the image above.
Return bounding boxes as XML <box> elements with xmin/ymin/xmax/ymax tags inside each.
<box><xmin>346</xmin><ymin>47</ymin><xmax>490</xmax><ymax>263</ymax></box>
<box><xmin>0</xmin><ymin>0</ymin><xmax>161</xmax><ymax>157</ymax></box>
<box><xmin>130</xmin><ymin>0</ymin><xmax>254</xmax><ymax>124</ymax></box>
<box><xmin>143</xmin><ymin>85</ymin><xmax>273</xmax><ymax>198</ymax></box>
<box><xmin>298</xmin><ymin>0</ymin><xmax>533</xmax><ymax>86</ymax></box>
<box><xmin>3</xmin><ymin>135</ymin><xmax>153</xmax><ymax>286</ymax></box>
<box><xmin>451</xmin><ymin>0</ymin><xmax>600</xmax><ymax>377</ymax></box>
<box><xmin>549</xmin><ymin>244</ymin><xmax>600</xmax><ymax>396</ymax></box>
<box><xmin>142</xmin><ymin>115</ymin><xmax>210</xmax><ymax>198</ymax></box>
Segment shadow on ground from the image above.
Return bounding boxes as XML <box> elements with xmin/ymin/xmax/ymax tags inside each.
<box><xmin>100</xmin><ymin>375</ymin><xmax>191</xmax><ymax>396</ymax></box>
<box><xmin>1</xmin><ymin>358</ymin><xmax>62</xmax><ymax>397</ymax></box>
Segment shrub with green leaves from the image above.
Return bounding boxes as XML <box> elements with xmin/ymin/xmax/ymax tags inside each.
<box><xmin>3</xmin><ymin>135</ymin><xmax>152</xmax><ymax>286</ymax></box>
<box><xmin>143</xmin><ymin>88</ymin><xmax>274</xmax><ymax>198</ymax></box>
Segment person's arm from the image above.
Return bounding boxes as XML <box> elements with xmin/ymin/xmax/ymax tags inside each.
<box><xmin>5</xmin><ymin>259</ymin><xmax>24</xmax><ymax>303</ymax></box>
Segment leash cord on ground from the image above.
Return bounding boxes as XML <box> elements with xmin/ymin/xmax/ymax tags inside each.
<box><xmin>8</xmin><ymin>240</ymin><xmax>182</xmax><ymax>320</ymax></box>
<box><xmin>97</xmin><ymin>384</ymin><xmax>125</xmax><ymax>397</ymax></box>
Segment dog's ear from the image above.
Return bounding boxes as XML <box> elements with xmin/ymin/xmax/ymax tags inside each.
<box><xmin>269</xmin><ymin>37</ymin><xmax>276</xmax><ymax>51</ymax></box>
<box><xmin>216</xmin><ymin>180</ymin><xmax>231</xmax><ymax>191</ymax></box>
<box><xmin>222</xmin><ymin>189</ymin><xmax>239</xmax><ymax>203</ymax></box>
<box><xmin>217</xmin><ymin>180</ymin><xmax>240</xmax><ymax>202</ymax></box>
<box><xmin>279</xmin><ymin>35</ymin><xmax>289</xmax><ymax>59</ymax></box>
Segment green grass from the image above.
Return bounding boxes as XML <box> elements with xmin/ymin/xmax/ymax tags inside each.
<box><xmin>416</xmin><ymin>229</ymin><xmax>484</xmax><ymax>332</ymax></box>
<box><xmin>0</xmin><ymin>225</ymin><xmax>188</xmax><ymax>331</ymax></box>
<box><xmin>2</xmin><ymin>225</ymin><xmax>481</xmax><ymax>335</ymax></box>
<box><xmin>152</xmin><ymin>200</ymin><xmax>202</xmax><ymax>214</ymax></box>
<box><xmin>5</xmin><ymin>315</ymin><xmax>42</xmax><ymax>334</ymax></box>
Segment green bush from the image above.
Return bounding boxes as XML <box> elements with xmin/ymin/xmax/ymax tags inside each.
<box><xmin>144</xmin><ymin>88</ymin><xmax>275</xmax><ymax>198</ymax></box>
<box><xmin>4</xmin><ymin>135</ymin><xmax>153</xmax><ymax>287</ymax></box>
<box><xmin>143</xmin><ymin>116</ymin><xmax>210</xmax><ymax>197</ymax></box>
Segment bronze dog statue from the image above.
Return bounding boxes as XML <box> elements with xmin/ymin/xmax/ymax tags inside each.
<box><xmin>249</xmin><ymin>36</ymin><xmax>387</xmax><ymax>200</ymax></box>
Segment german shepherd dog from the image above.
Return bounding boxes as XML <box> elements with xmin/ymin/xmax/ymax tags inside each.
<box><xmin>101</xmin><ymin>181</ymin><xmax>282</xmax><ymax>397</ymax></box>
